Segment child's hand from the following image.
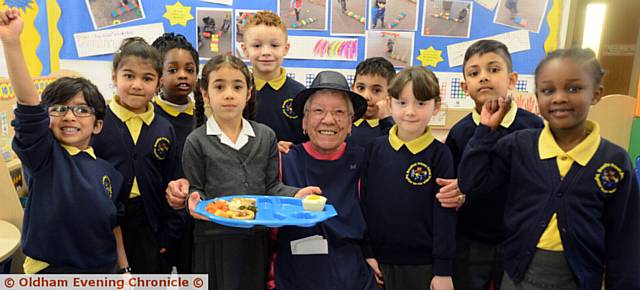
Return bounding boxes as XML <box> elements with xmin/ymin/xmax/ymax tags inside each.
<box><xmin>430</xmin><ymin>275</ymin><xmax>454</xmax><ymax>290</ymax></box>
<box><xmin>187</xmin><ymin>192</ymin><xmax>209</xmax><ymax>220</ymax></box>
<box><xmin>376</xmin><ymin>99</ymin><xmax>391</xmax><ymax>119</ymax></box>
<box><xmin>278</xmin><ymin>141</ymin><xmax>294</xmax><ymax>154</ymax></box>
<box><xmin>294</xmin><ymin>186</ymin><xmax>322</xmax><ymax>199</ymax></box>
<box><xmin>365</xmin><ymin>258</ymin><xmax>384</xmax><ymax>286</ymax></box>
<box><xmin>480</xmin><ymin>95</ymin><xmax>512</xmax><ymax>130</ymax></box>
<box><xmin>0</xmin><ymin>8</ymin><xmax>23</xmax><ymax>44</ymax></box>
<box><xmin>165</xmin><ymin>178</ymin><xmax>190</xmax><ymax>209</ymax></box>
<box><xmin>435</xmin><ymin>178</ymin><xmax>465</xmax><ymax>209</ymax></box>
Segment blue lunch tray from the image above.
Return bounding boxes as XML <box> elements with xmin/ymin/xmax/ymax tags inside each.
<box><xmin>194</xmin><ymin>195</ymin><xmax>337</xmax><ymax>228</ymax></box>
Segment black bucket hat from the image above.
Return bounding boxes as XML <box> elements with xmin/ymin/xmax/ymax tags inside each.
<box><xmin>292</xmin><ymin>71</ymin><xmax>368</xmax><ymax>121</ymax></box>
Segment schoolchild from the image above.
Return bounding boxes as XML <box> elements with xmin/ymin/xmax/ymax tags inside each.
<box><xmin>241</xmin><ymin>11</ymin><xmax>307</xmax><ymax>146</ymax></box>
<box><xmin>150</xmin><ymin>32</ymin><xmax>204</xmax><ymax>274</ymax></box>
<box><xmin>458</xmin><ymin>47</ymin><xmax>640</xmax><ymax>290</ymax></box>
<box><xmin>182</xmin><ymin>54</ymin><xmax>320</xmax><ymax>290</ymax></box>
<box><xmin>437</xmin><ymin>39</ymin><xmax>543</xmax><ymax>290</ymax></box>
<box><xmin>0</xmin><ymin>8</ymin><xmax>126</xmax><ymax>274</ymax></box>
<box><xmin>347</xmin><ymin>57</ymin><xmax>396</xmax><ymax>148</ymax></box>
<box><xmin>92</xmin><ymin>37</ymin><xmax>184</xmax><ymax>274</ymax></box>
<box><xmin>361</xmin><ymin>66</ymin><xmax>455</xmax><ymax>290</ymax></box>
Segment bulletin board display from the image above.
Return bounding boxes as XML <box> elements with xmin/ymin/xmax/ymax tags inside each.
<box><xmin>51</xmin><ymin>0</ymin><xmax>557</xmax><ymax>72</ymax></box>
<box><xmin>0</xmin><ymin>0</ymin><xmax>560</xmax><ymax>108</ymax></box>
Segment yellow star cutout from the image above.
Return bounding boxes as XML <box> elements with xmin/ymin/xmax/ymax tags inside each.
<box><xmin>163</xmin><ymin>1</ymin><xmax>193</xmax><ymax>26</ymax></box>
<box><xmin>416</xmin><ymin>46</ymin><xmax>444</xmax><ymax>68</ymax></box>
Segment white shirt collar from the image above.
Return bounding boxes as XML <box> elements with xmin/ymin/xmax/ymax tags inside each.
<box><xmin>206</xmin><ymin>117</ymin><xmax>255</xmax><ymax>150</ymax></box>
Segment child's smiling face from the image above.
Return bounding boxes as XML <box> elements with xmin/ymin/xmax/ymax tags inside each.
<box><xmin>535</xmin><ymin>57</ymin><xmax>603</xmax><ymax>134</ymax></box>
<box><xmin>241</xmin><ymin>24</ymin><xmax>289</xmax><ymax>79</ymax></box>
<box><xmin>48</xmin><ymin>92</ymin><xmax>102</xmax><ymax>149</ymax></box>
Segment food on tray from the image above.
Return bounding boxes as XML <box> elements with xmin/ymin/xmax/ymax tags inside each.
<box><xmin>230</xmin><ymin>209</ymin><xmax>255</xmax><ymax>220</ymax></box>
<box><xmin>205</xmin><ymin>197</ymin><xmax>257</xmax><ymax>220</ymax></box>
<box><xmin>229</xmin><ymin>197</ymin><xmax>257</xmax><ymax>212</ymax></box>
<box><xmin>302</xmin><ymin>195</ymin><xmax>327</xmax><ymax>212</ymax></box>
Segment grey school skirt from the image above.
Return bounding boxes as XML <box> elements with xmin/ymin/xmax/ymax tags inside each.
<box><xmin>501</xmin><ymin>249</ymin><xmax>579</xmax><ymax>290</ymax></box>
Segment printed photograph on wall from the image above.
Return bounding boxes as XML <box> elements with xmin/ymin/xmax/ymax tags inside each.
<box><xmin>196</xmin><ymin>8</ymin><xmax>233</xmax><ymax>60</ymax></box>
<box><xmin>85</xmin><ymin>0</ymin><xmax>146</xmax><ymax>30</ymax></box>
<box><xmin>330</xmin><ymin>0</ymin><xmax>367</xmax><ymax>36</ymax></box>
<box><xmin>234</xmin><ymin>10</ymin><xmax>259</xmax><ymax>60</ymax></box>
<box><xmin>493</xmin><ymin>0</ymin><xmax>548</xmax><ymax>33</ymax></box>
<box><xmin>368</xmin><ymin>0</ymin><xmax>419</xmax><ymax>31</ymax></box>
<box><xmin>365</xmin><ymin>30</ymin><xmax>414</xmax><ymax>67</ymax></box>
<box><xmin>422</xmin><ymin>0</ymin><xmax>473</xmax><ymax>38</ymax></box>
<box><xmin>278</xmin><ymin>0</ymin><xmax>328</xmax><ymax>30</ymax></box>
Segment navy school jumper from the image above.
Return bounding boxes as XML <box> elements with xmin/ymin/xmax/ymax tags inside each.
<box><xmin>361</xmin><ymin>134</ymin><xmax>456</xmax><ymax>275</ymax></box>
<box><xmin>153</xmin><ymin>102</ymin><xmax>195</xmax><ymax>163</ymax></box>
<box><xmin>92</xmin><ymin>107</ymin><xmax>185</xmax><ymax>248</ymax></box>
<box><xmin>255</xmin><ymin>77</ymin><xmax>306</xmax><ymax>144</ymax></box>
<box><xmin>13</xmin><ymin>104</ymin><xmax>124</xmax><ymax>268</ymax></box>
<box><xmin>445</xmin><ymin>108</ymin><xmax>543</xmax><ymax>243</ymax></box>
<box><xmin>458</xmin><ymin>125</ymin><xmax>640</xmax><ymax>290</ymax></box>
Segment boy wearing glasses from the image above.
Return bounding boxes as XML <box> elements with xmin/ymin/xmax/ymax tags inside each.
<box><xmin>1</xmin><ymin>8</ymin><xmax>127</xmax><ymax>274</ymax></box>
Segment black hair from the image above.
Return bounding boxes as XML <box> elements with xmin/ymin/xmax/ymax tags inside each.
<box><xmin>534</xmin><ymin>47</ymin><xmax>605</xmax><ymax>88</ymax></box>
<box><xmin>40</xmin><ymin>77</ymin><xmax>106</xmax><ymax>121</ymax></box>
<box><xmin>462</xmin><ymin>39</ymin><xmax>513</xmax><ymax>75</ymax></box>
<box><xmin>112</xmin><ymin>37</ymin><xmax>162</xmax><ymax>78</ymax></box>
<box><xmin>354</xmin><ymin>57</ymin><xmax>396</xmax><ymax>84</ymax></box>
<box><xmin>152</xmin><ymin>33</ymin><xmax>205</xmax><ymax>126</ymax></box>
<box><xmin>192</xmin><ymin>79</ymin><xmax>206</xmax><ymax>127</ymax></box>
<box><xmin>199</xmin><ymin>54</ymin><xmax>256</xmax><ymax>124</ymax></box>
<box><xmin>151</xmin><ymin>32</ymin><xmax>199</xmax><ymax>73</ymax></box>
<box><xmin>388</xmin><ymin>66</ymin><xmax>440</xmax><ymax>102</ymax></box>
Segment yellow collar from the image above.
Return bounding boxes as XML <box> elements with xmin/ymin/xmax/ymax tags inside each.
<box><xmin>538</xmin><ymin>120</ymin><xmax>601</xmax><ymax>166</ymax></box>
<box><xmin>153</xmin><ymin>95</ymin><xmax>194</xmax><ymax>117</ymax></box>
<box><xmin>353</xmin><ymin>118</ymin><xmax>379</xmax><ymax>127</ymax></box>
<box><xmin>109</xmin><ymin>96</ymin><xmax>155</xmax><ymax>125</ymax></box>
<box><xmin>254</xmin><ymin>68</ymin><xmax>287</xmax><ymax>91</ymax></box>
<box><xmin>388</xmin><ymin>124</ymin><xmax>435</xmax><ymax>155</ymax></box>
<box><xmin>61</xmin><ymin>144</ymin><xmax>97</xmax><ymax>159</ymax></box>
<box><xmin>472</xmin><ymin>100</ymin><xmax>518</xmax><ymax>128</ymax></box>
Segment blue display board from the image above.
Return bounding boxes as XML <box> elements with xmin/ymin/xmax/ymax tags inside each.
<box><xmin>52</xmin><ymin>0</ymin><xmax>553</xmax><ymax>74</ymax></box>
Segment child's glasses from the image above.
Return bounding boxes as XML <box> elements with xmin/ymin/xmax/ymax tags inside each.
<box><xmin>48</xmin><ymin>105</ymin><xmax>95</xmax><ymax>117</ymax></box>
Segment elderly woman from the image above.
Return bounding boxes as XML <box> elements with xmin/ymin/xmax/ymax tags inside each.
<box><xmin>274</xmin><ymin>71</ymin><xmax>377</xmax><ymax>290</ymax></box>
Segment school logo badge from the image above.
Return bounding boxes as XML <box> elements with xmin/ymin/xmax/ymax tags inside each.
<box><xmin>594</xmin><ymin>163</ymin><xmax>624</xmax><ymax>194</ymax></box>
<box><xmin>405</xmin><ymin>162</ymin><xmax>432</xmax><ymax>185</ymax></box>
<box><xmin>282</xmin><ymin>98</ymin><xmax>299</xmax><ymax>119</ymax></box>
<box><xmin>153</xmin><ymin>137</ymin><xmax>171</xmax><ymax>160</ymax></box>
<box><xmin>102</xmin><ymin>175</ymin><xmax>112</xmax><ymax>198</ymax></box>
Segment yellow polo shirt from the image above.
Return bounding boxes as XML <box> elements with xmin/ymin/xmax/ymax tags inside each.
<box><xmin>254</xmin><ymin>68</ymin><xmax>287</xmax><ymax>91</ymax></box>
<box><xmin>388</xmin><ymin>125</ymin><xmax>435</xmax><ymax>155</ymax></box>
<box><xmin>354</xmin><ymin>118</ymin><xmax>380</xmax><ymax>128</ymax></box>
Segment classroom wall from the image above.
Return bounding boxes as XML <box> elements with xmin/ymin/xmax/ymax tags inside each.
<box><xmin>566</xmin><ymin>0</ymin><xmax>640</xmax><ymax>96</ymax></box>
